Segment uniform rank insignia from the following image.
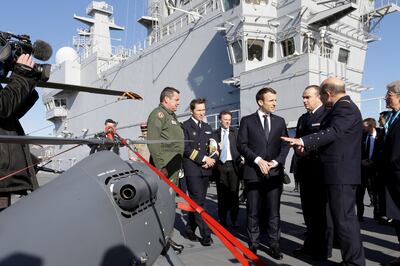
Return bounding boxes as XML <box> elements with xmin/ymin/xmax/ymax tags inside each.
<box><xmin>171</xmin><ymin>119</ymin><xmax>177</xmax><ymax>125</ymax></box>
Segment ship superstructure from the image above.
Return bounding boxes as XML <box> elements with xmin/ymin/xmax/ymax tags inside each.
<box><xmin>42</xmin><ymin>0</ymin><xmax>399</xmax><ymax>170</ymax></box>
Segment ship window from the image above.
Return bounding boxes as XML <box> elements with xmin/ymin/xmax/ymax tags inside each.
<box><xmin>231</xmin><ymin>40</ymin><xmax>243</xmax><ymax>64</ymax></box>
<box><xmin>320</xmin><ymin>42</ymin><xmax>333</xmax><ymax>58</ymax></box>
<box><xmin>302</xmin><ymin>36</ymin><xmax>315</xmax><ymax>53</ymax></box>
<box><xmin>281</xmin><ymin>38</ymin><xmax>295</xmax><ymax>57</ymax></box>
<box><xmin>267</xmin><ymin>41</ymin><xmax>274</xmax><ymax>58</ymax></box>
<box><xmin>221</xmin><ymin>0</ymin><xmax>240</xmax><ymax>11</ymax></box>
<box><xmin>245</xmin><ymin>0</ymin><xmax>268</xmax><ymax>5</ymax></box>
<box><xmin>54</xmin><ymin>99</ymin><xmax>67</xmax><ymax>107</ymax></box>
<box><xmin>338</xmin><ymin>48</ymin><xmax>350</xmax><ymax>64</ymax></box>
<box><xmin>247</xmin><ymin>39</ymin><xmax>264</xmax><ymax>61</ymax></box>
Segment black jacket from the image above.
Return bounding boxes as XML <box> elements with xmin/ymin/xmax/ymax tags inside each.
<box><xmin>182</xmin><ymin>118</ymin><xmax>217</xmax><ymax>177</ymax></box>
<box><xmin>0</xmin><ymin>69</ymin><xmax>39</xmax><ymax>193</ymax></box>
<box><xmin>294</xmin><ymin>106</ymin><xmax>329</xmax><ymax>183</ymax></box>
<box><xmin>214</xmin><ymin>126</ymin><xmax>241</xmax><ymax>173</ymax></box>
<box><xmin>237</xmin><ymin>112</ymin><xmax>289</xmax><ymax>182</ymax></box>
<box><xmin>302</xmin><ymin>95</ymin><xmax>362</xmax><ymax>185</ymax></box>
<box><xmin>382</xmin><ymin>112</ymin><xmax>400</xmax><ymax>220</ymax></box>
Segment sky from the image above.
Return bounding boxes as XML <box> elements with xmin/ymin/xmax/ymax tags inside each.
<box><xmin>0</xmin><ymin>1</ymin><xmax>399</xmax><ymax>135</ymax></box>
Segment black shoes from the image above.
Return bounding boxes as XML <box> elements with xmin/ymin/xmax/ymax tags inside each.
<box><xmin>200</xmin><ymin>236</ymin><xmax>214</xmax><ymax>246</ymax></box>
<box><xmin>268</xmin><ymin>245</ymin><xmax>283</xmax><ymax>260</ymax></box>
<box><xmin>168</xmin><ymin>239</ymin><xmax>184</xmax><ymax>254</ymax></box>
<box><xmin>293</xmin><ymin>247</ymin><xmax>331</xmax><ymax>261</ymax></box>
<box><xmin>185</xmin><ymin>229</ymin><xmax>198</xmax><ymax>242</ymax></box>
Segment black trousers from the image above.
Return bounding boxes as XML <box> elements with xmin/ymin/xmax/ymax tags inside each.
<box><xmin>185</xmin><ymin>175</ymin><xmax>211</xmax><ymax>238</ymax></box>
<box><xmin>300</xmin><ymin>181</ymin><xmax>333</xmax><ymax>257</ymax></box>
<box><xmin>216</xmin><ymin>161</ymin><xmax>239</xmax><ymax>225</ymax></box>
<box><xmin>327</xmin><ymin>185</ymin><xmax>365</xmax><ymax>266</ymax></box>
<box><xmin>245</xmin><ymin>179</ymin><xmax>282</xmax><ymax>249</ymax></box>
<box><xmin>356</xmin><ymin>169</ymin><xmax>374</xmax><ymax>219</ymax></box>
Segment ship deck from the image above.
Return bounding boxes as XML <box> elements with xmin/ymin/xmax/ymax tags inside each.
<box><xmin>155</xmin><ymin>183</ymin><xmax>399</xmax><ymax>266</ymax></box>
<box><xmin>33</xmin><ymin>173</ymin><xmax>399</xmax><ymax>266</ymax></box>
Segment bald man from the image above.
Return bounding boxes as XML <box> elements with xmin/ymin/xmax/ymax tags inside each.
<box><xmin>282</xmin><ymin>77</ymin><xmax>365</xmax><ymax>266</ymax></box>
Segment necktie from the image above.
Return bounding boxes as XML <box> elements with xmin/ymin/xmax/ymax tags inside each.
<box><xmin>263</xmin><ymin>114</ymin><xmax>270</xmax><ymax>141</ymax></box>
<box><xmin>365</xmin><ymin>134</ymin><xmax>371</xmax><ymax>159</ymax></box>
<box><xmin>198</xmin><ymin>121</ymin><xmax>201</xmax><ymax>128</ymax></box>
<box><xmin>220</xmin><ymin>129</ymin><xmax>228</xmax><ymax>163</ymax></box>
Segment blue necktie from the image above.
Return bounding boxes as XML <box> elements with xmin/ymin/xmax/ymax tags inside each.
<box><xmin>220</xmin><ymin>129</ymin><xmax>229</xmax><ymax>163</ymax></box>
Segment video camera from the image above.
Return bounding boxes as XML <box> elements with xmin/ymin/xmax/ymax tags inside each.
<box><xmin>0</xmin><ymin>31</ymin><xmax>52</xmax><ymax>81</ymax></box>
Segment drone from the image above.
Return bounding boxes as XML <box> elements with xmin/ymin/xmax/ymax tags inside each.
<box><xmin>0</xmin><ymin>80</ymin><xmax>262</xmax><ymax>266</ymax></box>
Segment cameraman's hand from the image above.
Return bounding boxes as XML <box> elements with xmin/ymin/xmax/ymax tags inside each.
<box><xmin>16</xmin><ymin>54</ymin><xmax>35</xmax><ymax>69</ymax></box>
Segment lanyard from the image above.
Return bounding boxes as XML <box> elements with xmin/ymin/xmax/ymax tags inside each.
<box><xmin>384</xmin><ymin>111</ymin><xmax>400</xmax><ymax>135</ymax></box>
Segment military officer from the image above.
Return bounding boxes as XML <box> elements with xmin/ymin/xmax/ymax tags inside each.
<box><xmin>182</xmin><ymin>98</ymin><xmax>218</xmax><ymax>246</ymax></box>
<box><xmin>147</xmin><ymin>87</ymin><xmax>184</xmax><ymax>186</ymax></box>
<box><xmin>147</xmin><ymin>86</ymin><xmax>185</xmax><ymax>253</ymax></box>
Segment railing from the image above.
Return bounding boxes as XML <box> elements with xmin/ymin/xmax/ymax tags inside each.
<box><xmin>206</xmin><ymin>109</ymin><xmax>241</xmax><ymax>130</ymax></box>
<box><xmin>375</xmin><ymin>0</ymin><xmax>399</xmax><ymax>8</ymax></box>
<box><xmin>86</xmin><ymin>1</ymin><xmax>113</xmax><ymax>15</ymax></box>
<box><xmin>131</xmin><ymin>0</ymin><xmax>219</xmax><ymax>56</ymax></box>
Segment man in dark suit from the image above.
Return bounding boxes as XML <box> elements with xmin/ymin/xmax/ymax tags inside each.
<box><xmin>182</xmin><ymin>98</ymin><xmax>217</xmax><ymax>246</ymax></box>
<box><xmin>214</xmin><ymin>111</ymin><xmax>242</xmax><ymax>228</ymax></box>
<box><xmin>282</xmin><ymin>77</ymin><xmax>365</xmax><ymax>266</ymax></box>
<box><xmin>357</xmin><ymin>118</ymin><xmax>382</xmax><ymax>221</ymax></box>
<box><xmin>292</xmin><ymin>85</ymin><xmax>332</xmax><ymax>260</ymax></box>
<box><xmin>381</xmin><ymin>81</ymin><xmax>400</xmax><ymax>265</ymax></box>
<box><xmin>238</xmin><ymin>87</ymin><xmax>289</xmax><ymax>260</ymax></box>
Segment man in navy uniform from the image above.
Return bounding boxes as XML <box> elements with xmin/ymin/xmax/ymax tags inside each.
<box><xmin>292</xmin><ymin>85</ymin><xmax>332</xmax><ymax>260</ymax></box>
<box><xmin>182</xmin><ymin>98</ymin><xmax>217</xmax><ymax>246</ymax></box>
<box><xmin>237</xmin><ymin>87</ymin><xmax>289</xmax><ymax>260</ymax></box>
<box><xmin>282</xmin><ymin>76</ymin><xmax>365</xmax><ymax>266</ymax></box>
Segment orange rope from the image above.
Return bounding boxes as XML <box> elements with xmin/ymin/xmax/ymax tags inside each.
<box><xmin>123</xmin><ymin>141</ymin><xmax>266</xmax><ymax>266</ymax></box>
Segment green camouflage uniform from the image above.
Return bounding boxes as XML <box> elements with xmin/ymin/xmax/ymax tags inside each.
<box><xmin>147</xmin><ymin>104</ymin><xmax>184</xmax><ymax>185</ymax></box>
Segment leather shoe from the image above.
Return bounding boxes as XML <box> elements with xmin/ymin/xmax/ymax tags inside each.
<box><xmin>293</xmin><ymin>247</ymin><xmax>331</xmax><ymax>261</ymax></box>
<box><xmin>268</xmin><ymin>246</ymin><xmax>283</xmax><ymax>260</ymax></box>
<box><xmin>293</xmin><ymin>247</ymin><xmax>312</xmax><ymax>256</ymax></box>
<box><xmin>168</xmin><ymin>239</ymin><xmax>184</xmax><ymax>254</ymax></box>
<box><xmin>200</xmin><ymin>236</ymin><xmax>213</xmax><ymax>246</ymax></box>
<box><xmin>185</xmin><ymin>230</ymin><xmax>198</xmax><ymax>242</ymax></box>
<box><xmin>249</xmin><ymin>245</ymin><xmax>258</xmax><ymax>255</ymax></box>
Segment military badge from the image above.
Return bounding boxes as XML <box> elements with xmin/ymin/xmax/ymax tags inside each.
<box><xmin>157</xmin><ymin>112</ymin><xmax>164</xmax><ymax>119</ymax></box>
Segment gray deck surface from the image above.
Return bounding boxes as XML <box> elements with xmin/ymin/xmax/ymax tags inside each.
<box><xmin>25</xmin><ymin>173</ymin><xmax>399</xmax><ymax>266</ymax></box>
<box><xmin>155</xmin><ymin>182</ymin><xmax>399</xmax><ymax>266</ymax></box>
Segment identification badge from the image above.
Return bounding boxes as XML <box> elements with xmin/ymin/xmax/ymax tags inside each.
<box><xmin>311</xmin><ymin>123</ymin><xmax>320</xmax><ymax>127</ymax></box>
<box><xmin>171</xmin><ymin>119</ymin><xmax>177</xmax><ymax>125</ymax></box>
<box><xmin>205</xmin><ymin>131</ymin><xmax>212</xmax><ymax>134</ymax></box>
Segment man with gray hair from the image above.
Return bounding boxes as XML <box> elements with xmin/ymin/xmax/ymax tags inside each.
<box><xmin>381</xmin><ymin>80</ymin><xmax>400</xmax><ymax>265</ymax></box>
<box><xmin>282</xmin><ymin>76</ymin><xmax>365</xmax><ymax>266</ymax></box>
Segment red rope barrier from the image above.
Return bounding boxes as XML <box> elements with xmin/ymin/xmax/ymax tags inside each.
<box><xmin>125</xmin><ymin>142</ymin><xmax>266</xmax><ymax>266</ymax></box>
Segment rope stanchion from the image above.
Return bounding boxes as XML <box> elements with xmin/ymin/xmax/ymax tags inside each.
<box><xmin>125</xmin><ymin>142</ymin><xmax>266</xmax><ymax>266</ymax></box>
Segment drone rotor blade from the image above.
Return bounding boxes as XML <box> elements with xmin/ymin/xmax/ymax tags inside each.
<box><xmin>0</xmin><ymin>135</ymin><xmax>114</xmax><ymax>145</ymax></box>
<box><xmin>0</xmin><ymin>135</ymin><xmax>190</xmax><ymax>146</ymax></box>
<box><xmin>0</xmin><ymin>78</ymin><xmax>143</xmax><ymax>100</ymax></box>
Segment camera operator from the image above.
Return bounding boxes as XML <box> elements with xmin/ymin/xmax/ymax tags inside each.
<box><xmin>0</xmin><ymin>54</ymin><xmax>39</xmax><ymax>211</ymax></box>
<box><xmin>89</xmin><ymin>118</ymin><xmax>121</xmax><ymax>155</ymax></box>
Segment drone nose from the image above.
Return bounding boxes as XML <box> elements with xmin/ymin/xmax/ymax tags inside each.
<box><xmin>120</xmin><ymin>184</ymin><xmax>136</xmax><ymax>200</ymax></box>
